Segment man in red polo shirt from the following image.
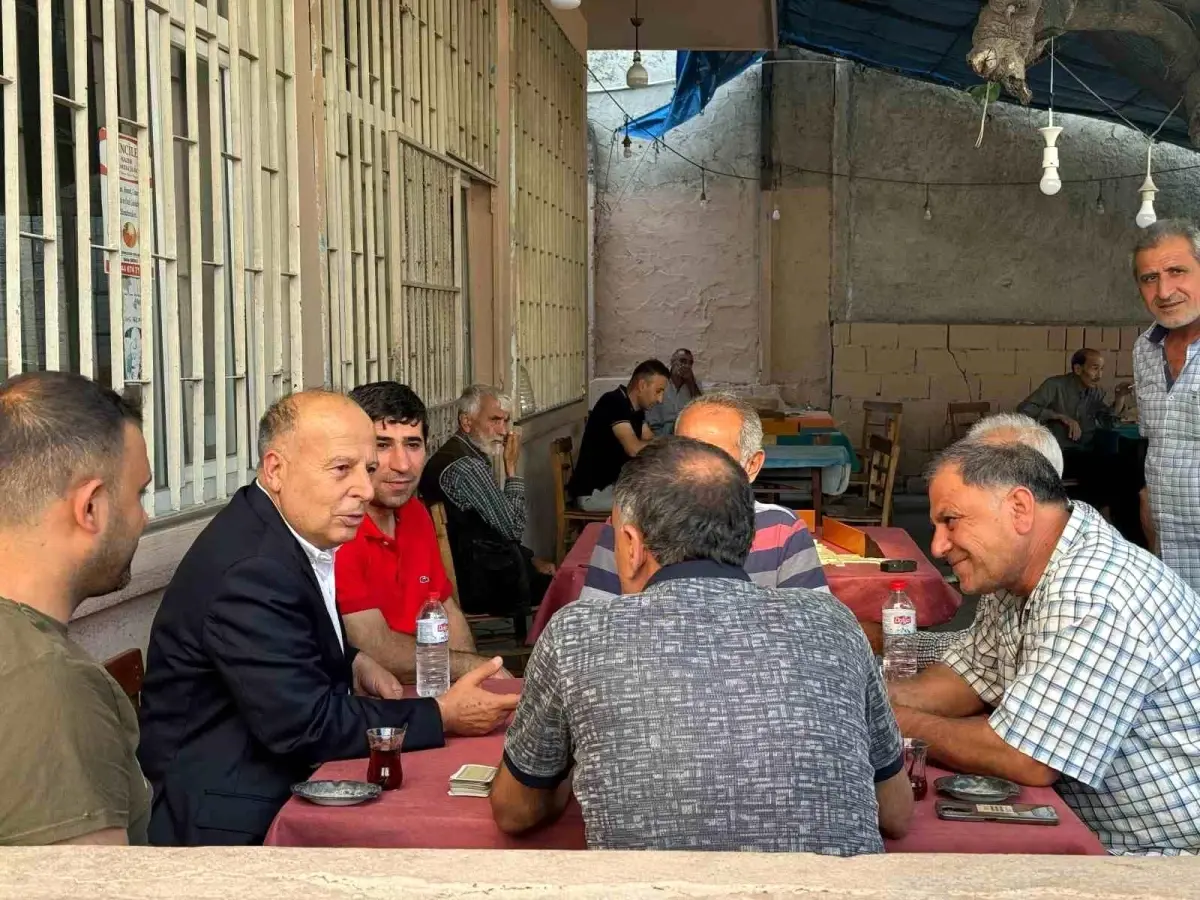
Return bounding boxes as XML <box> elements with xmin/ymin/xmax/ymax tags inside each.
<box><xmin>338</xmin><ymin>382</ymin><xmax>501</xmax><ymax>682</ymax></box>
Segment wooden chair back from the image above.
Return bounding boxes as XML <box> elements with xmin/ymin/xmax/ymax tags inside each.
<box><xmin>428</xmin><ymin>502</ymin><xmax>459</xmax><ymax>600</ymax></box>
<box><xmin>864</xmin><ymin>434</ymin><xmax>900</xmax><ymax>527</ymax></box>
<box><xmin>551</xmin><ymin>437</ymin><xmax>574</xmax><ymax>561</ymax></box>
<box><xmin>104</xmin><ymin>648</ymin><xmax>145</xmax><ymax>710</ymax></box>
<box><xmin>945</xmin><ymin>401</ymin><xmax>992</xmax><ymax>441</ymax></box>
<box><xmin>860</xmin><ymin>400</ymin><xmax>903</xmax><ymax>447</ymax></box>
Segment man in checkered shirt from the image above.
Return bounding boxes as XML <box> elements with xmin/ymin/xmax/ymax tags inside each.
<box><xmin>1131</xmin><ymin>219</ymin><xmax>1200</xmax><ymax>591</ymax></box>
<box><xmin>860</xmin><ymin>414</ymin><xmax>1064</xmax><ymax>670</ymax></box>
<box><xmin>890</xmin><ymin>440</ymin><xmax>1200</xmax><ymax>855</ymax></box>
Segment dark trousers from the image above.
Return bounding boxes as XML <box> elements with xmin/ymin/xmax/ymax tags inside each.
<box><xmin>458</xmin><ymin>541</ymin><xmax>552</xmax><ymax>641</ymax></box>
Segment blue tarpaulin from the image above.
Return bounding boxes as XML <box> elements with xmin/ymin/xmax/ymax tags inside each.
<box><xmin>624</xmin><ymin>0</ymin><xmax>1192</xmax><ymax>148</ymax></box>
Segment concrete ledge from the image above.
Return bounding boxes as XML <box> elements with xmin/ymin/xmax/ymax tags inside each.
<box><xmin>0</xmin><ymin>849</ymin><xmax>1195</xmax><ymax>900</ymax></box>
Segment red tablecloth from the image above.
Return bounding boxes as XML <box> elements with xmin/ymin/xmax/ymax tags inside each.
<box><xmin>530</xmin><ymin>523</ymin><xmax>962</xmax><ymax>645</ymax></box>
<box><xmin>266</xmin><ymin>724</ymin><xmax>1104</xmax><ymax>855</ymax></box>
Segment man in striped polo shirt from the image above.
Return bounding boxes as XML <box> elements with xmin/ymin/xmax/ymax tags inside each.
<box><xmin>577</xmin><ymin>392</ymin><xmax>828</xmax><ymax>602</ymax></box>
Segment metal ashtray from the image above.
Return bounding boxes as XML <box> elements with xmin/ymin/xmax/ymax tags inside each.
<box><xmin>291</xmin><ymin>780</ymin><xmax>382</xmax><ymax>806</ymax></box>
<box><xmin>934</xmin><ymin>774</ymin><xmax>1021</xmax><ymax>803</ymax></box>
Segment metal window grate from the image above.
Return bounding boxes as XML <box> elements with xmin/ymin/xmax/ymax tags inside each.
<box><xmin>511</xmin><ymin>0</ymin><xmax>586</xmax><ymax>414</ymax></box>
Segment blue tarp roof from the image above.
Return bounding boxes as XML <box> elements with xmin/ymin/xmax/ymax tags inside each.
<box><xmin>627</xmin><ymin>0</ymin><xmax>1192</xmax><ymax>148</ymax></box>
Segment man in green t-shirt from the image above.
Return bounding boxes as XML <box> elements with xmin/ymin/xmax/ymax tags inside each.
<box><xmin>0</xmin><ymin>371</ymin><xmax>153</xmax><ymax>845</ymax></box>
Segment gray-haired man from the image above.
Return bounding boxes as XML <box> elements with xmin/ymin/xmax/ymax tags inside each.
<box><xmin>861</xmin><ymin>414</ymin><xmax>1063</xmax><ymax>669</ymax></box>
<box><xmin>890</xmin><ymin>440</ymin><xmax>1200</xmax><ymax>855</ymax></box>
<box><xmin>420</xmin><ymin>385</ymin><xmax>555</xmax><ymax>631</ymax></box>
<box><xmin>491</xmin><ymin>436</ymin><xmax>912</xmax><ymax>853</ymax></box>
<box><xmin>1131</xmin><ymin>219</ymin><xmax>1200</xmax><ymax>591</ymax></box>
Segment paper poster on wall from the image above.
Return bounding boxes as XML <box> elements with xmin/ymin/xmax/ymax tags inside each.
<box><xmin>98</xmin><ymin>128</ymin><xmax>144</xmax><ymax>383</ymax></box>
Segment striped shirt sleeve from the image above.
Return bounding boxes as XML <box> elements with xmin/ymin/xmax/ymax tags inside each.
<box><xmin>776</xmin><ymin>519</ymin><xmax>830</xmax><ymax>593</ymax></box>
<box><xmin>578</xmin><ymin>524</ymin><xmax>621</xmax><ymax>604</ymax></box>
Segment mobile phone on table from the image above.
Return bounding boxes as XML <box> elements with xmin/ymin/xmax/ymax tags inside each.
<box><xmin>881</xmin><ymin>559</ymin><xmax>917</xmax><ymax>573</ymax></box>
<box><xmin>935</xmin><ymin>800</ymin><xmax>1059</xmax><ymax>826</ymax></box>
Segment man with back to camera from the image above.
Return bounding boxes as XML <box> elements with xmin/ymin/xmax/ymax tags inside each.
<box><xmin>491</xmin><ymin>437</ymin><xmax>912</xmax><ymax>852</ymax></box>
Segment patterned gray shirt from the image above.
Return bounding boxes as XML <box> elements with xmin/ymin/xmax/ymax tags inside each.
<box><xmin>503</xmin><ymin>561</ymin><xmax>904</xmax><ymax>853</ymax></box>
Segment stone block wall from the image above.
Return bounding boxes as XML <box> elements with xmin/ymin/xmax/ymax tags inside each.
<box><xmin>831</xmin><ymin>322</ymin><xmax>1143</xmax><ymax>476</ymax></box>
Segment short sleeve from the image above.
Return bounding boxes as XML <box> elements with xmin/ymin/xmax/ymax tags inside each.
<box><xmin>987</xmin><ymin>602</ymin><xmax>1151</xmax><ymax>789</ymax></box>
<box><xmin>864</xmin><ymin>656</ymin><xmax>904</xmax><ymax>781</ymax></box>
<box><xmin>579</xmin><ymin>524</ymin><xmax>621</xmax><ymax>601</ymax></box>
<box><xmin>502</xmin><ymin>623</ymin><xmax>572</xmax><ymax>788</ymax></box>
<box><xmin>333</xmin><ymin>536</ymin><xmax>376</xmax><ymax>615</ymax></box>
<box><xmin>598</xmin><ymin>391</ymin><xmax>631</xmax><ymax>428</ymax></box>
<box><xmin>776</xmin><ymin>520</ymin><xmax>829</xmax><ymax>592</ymax></box>
<box><xmin>942</xmin><ymin>594</ymin><xmax>1007</xmax><ymax>706</ymax></box>
<box><xmin>0</xmin><ymin>657</ymin><xmax>137</xmax><ymax>845</ymax></box>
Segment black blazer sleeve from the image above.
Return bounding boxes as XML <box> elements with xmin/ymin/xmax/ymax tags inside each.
<box><xmin>202</xmin><ymin>555</ymin><xmax>444</xmax><ymax>764</ymax></box>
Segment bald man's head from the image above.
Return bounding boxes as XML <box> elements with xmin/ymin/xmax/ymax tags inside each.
<box><xmin>256</xmin><ymin>390</ymin><xmax>377</xmax><ymax>549</ymax></box>
<box><xmin>610</xmin><ymin>436</ymin><xmax>755</xmax><ymax>594</ymax></box>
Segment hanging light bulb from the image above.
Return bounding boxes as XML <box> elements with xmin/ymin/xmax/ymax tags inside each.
<box><xmin>626</xmin><ymin>1</ymin><xmax>648</xmax><ymax>88</ymax></box>
<box><xmin>922</xmin><ymin>184</ymin><xmax>932</xmax><ymax>222</ymax></box>
<box><xmin>771</xmin><ymin>207</ymin><xmax>781</xmax><ymax>221</ymax></box>
<box><xmin>699</xmin><ymin>168</ymin><xmax>708</xmax><ymax>208</ymax></box>
<box><xmin>1038</xmin><ymin>125</ymin><xmax>1063</xmax><ymax>196</ymax></box>
<box><xmin>1136</xmin><ymin>145</ymin><xmax>1158</xmax><ymax>229</ymax></box>
<box><xmin>1038</xmin><ymin>39</ymin><xmax>1063</xmax><ymax>197</ymax></box>
<box><xmin>622</xmin><ymin>134</ymin><xmax>632</xmax><ymax>159</ymax></box>
<box><xmin>549</xmin><ymin>0</ymin><xmax>580</xmax><ymax>8</ymax></box>
<box><xmin>1094</xmin><ymin>182</ymin><xmax>1105</xmax><ymax>215</ymax></box>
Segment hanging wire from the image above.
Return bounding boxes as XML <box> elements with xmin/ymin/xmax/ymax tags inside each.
<box><xmin>586</xmin><ymin>61</ymin><xmax>1199</xmax><ymax>190</ymax></box>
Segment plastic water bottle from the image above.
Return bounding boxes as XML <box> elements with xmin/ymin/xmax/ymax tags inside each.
<box><xmin>882</xmin><ymin>580</ymin><xmax>917</xmax><ymax>681</ymax></box>
<box><xmin>416</xmin><ymin>594</ymin><xmax>450</xmax><ymax>698</ymax></box>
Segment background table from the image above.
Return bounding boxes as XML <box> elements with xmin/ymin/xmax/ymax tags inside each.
<box><xmin>759</xmin><ymin>444</ymin><xmax>853</xmax><ymax>522</ymax></box>
<box><xmin>529</xmin><ymin>523</ymin><xmax>961</xmax><ymax>645</ymax></box>
<box><xmin>774</xmin><ymin>428</ymin><xmax>862</xmax><ymax>473</ymax></box>
<box><xmin>267</xmin><ymin>709</ymin><xmax>1104</xmax><ymax>855</ymax></box>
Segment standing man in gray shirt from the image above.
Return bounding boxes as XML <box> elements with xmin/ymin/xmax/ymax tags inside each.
<box><xmin>491</xmin><ymin>437</ymin><xmax>912</xmax><ymax>853</ymax></box>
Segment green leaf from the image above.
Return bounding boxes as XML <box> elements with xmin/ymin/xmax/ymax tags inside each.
<box><xmin>967</xmin><ymin>82</ymin><xmax>1002</xmax><ymax>105</ymax></box>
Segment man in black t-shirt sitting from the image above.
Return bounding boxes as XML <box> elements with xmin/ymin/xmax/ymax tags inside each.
<box><xmin>569</xmin><ymin>360</ymin><xmax>669</xmax><ymax>511</ymax></box>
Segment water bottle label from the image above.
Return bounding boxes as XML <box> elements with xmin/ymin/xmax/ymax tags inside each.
<box><xmin>882</xmin><ymin>608</ymin><xmax>916</xmax><ymax>636</ymax></box>
<box><xmin>417</xmin><ymin>619</ymin><xmax>449</xmax><ymax>645</ymax></box>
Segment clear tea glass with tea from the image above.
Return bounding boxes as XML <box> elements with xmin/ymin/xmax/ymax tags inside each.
<box><xmin>905</xmin><ymin>737</ymin><xmax>929</xmax><ymax>800</ymax></box>
<box><xmin>366</xmin><ymin>726</ymin><xmax>407</xmax><ymax>791</ymax></box>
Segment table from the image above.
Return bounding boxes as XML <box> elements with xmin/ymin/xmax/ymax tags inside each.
<box><xmin>775</xmin><ymin>428</ymin><xmax>862</xmax><ymax>473</ymax></box>
<box><xmin>759</xmin><ymin>444</ymin><xmax>853</xmax><ymax>523</ymax></box>
<box><xmin>528</xmin><ymin>523</ymin><xmax>961</xmax><ymax>645</ymax></box>
<box><xmin>266</xmin><ymin>707</ymin><xmax>1104</xmax><ymax>855</ymax></box>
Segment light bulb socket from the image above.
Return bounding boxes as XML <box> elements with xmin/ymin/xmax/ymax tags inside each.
<box><xmin>1041</xmin><ymin>146</ymin><xmax>1060</xmax><ymax>169</ymax></box>
<box><xmin>1039</xmin><ymin>125</ymin><xmax>1063</xmax><ymax>148</ymax></box>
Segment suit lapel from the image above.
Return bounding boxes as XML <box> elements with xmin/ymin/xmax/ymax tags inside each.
<box><xmin>243</xmin><ymin>485</ymin><xmax>348</xmax><ymax>668</ymax></box>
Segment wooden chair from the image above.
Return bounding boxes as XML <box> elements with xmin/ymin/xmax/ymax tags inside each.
<box><xmin>823</xmin><ymin>435</ymin><xmax>900</xmax><ymax>527</ymax></box>
<box><xmin>945</xmin><ymin>401</ymin><xmax>991</xmax><ymax>441</ymax></box>
<box><xmin>551</xmin><ymin>436</ymin><xmax>607</xmax><ymax>564</ymax></box>
<box><xmin>429</xmin><ymin>501</ymin><xmax>533</xmax><ymax>671</ymax></box>
<box><xmin>104</xmin><ymin>648</ymin><xmax>145</xmax><ymax>710</ymax></box>
<box><xmin>850</xmin><ymin>400</ymin><xmax>903</xmax><ymax>490</ymax></box>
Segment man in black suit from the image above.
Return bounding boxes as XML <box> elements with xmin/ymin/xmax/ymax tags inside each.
<box><xmin>138</xmin><ymin>390</ymin><xmax>518</xmax><ymax>845</ymax></box>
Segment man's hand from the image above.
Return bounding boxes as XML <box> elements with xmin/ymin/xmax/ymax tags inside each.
<box><xmin>532</xmin><ymin>557</ymin><xmax>557</xmax><ymax>577</ymax></box>
<box><xmin>437</xmin><ymin>657</ymin><xmax>521</xmax><ymax>736</ymax></box>
<box><xmin>353</xmin><ymin>651</ymin><xmax>405</xmax><ymax>700</ymax></box>
<box><xmin>1057</xmin><ymin>415</ymin><xmax>1082</xmax><ymax>442</ymax></box>
<box><xmin>1115</xmin><ymin>381</ymin><xmax>1134</xmax><ymax>397</ymax></box>
<box><xmin>503</xmin><ymin>428</ymin><xmax>522</xmax><ymax>477</ymax></box>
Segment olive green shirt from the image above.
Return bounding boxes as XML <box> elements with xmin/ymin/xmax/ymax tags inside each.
<box><xmin>0</xmin><ymin>598</ymin><xmax>150</xmax><ymax>845</ymax></box>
